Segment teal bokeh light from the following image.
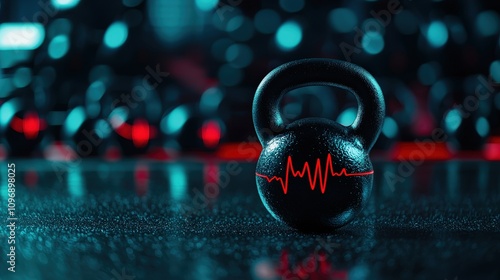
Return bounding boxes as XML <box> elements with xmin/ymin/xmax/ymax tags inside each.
<box><xmin>337</xmin><ymin>107</ymin><xmax>357</xmax><ymax>126</ymax></box>
<box><xmin>122</xmin><ymin>0</ymin><xmax>143</xmax><ymax>8</ymax></box>
<box><xmin>226</xmin><ymin>16</ymin><xmax>254</xmax><ymax>41</ymax></box>
<box><xmin>51</xmin><ymin>0</ymin><xmax>80</xmax><ymax>10</ymax></box>
<box><xmin>68</xmin><ymin>168</ymin><xmax>85</xmax><ymax>197</ymax></box>
<box><xmin>195</xmin><ymin>0</ymin><xmax>218</xmax><ymax>11</ymax></box>
<box><xmin>475</xmin><ymin>117</ymin><xmax>489</xmax><ymax>137</ymax></box>
<box><xmin>418</xmin><ymin>62</ymin><xmax>440</xmax><ymax>85</ymax></box>
<box><xmin>168</xmin><ymin>164</ymin><xmax>188</xmax><ymax>201</ymax></box>
<box><xmin>104</xmin><ymin>21</ymin><xmax>128</xmax><ymax>49</ymax></box>
<box><xmin>162</xmin><ymin>106</ymin><xmax>189</xmax><ymax>134</ymax></box>
<box><xmin>149</xmin><ymin>0</ymin><xmax>198</xmax><ymax>43</ymax></box>
<box><xmin>13</xmin><ymin>67</ymin><xmax>32</xmax><ymax>88</ymax></box>
<box><xmin>279</xmin><ymin>0</ymin><xmax>304</xmax><ymax>13</ymax></box>
<box><xmin>48</xmin><ymin>35</ymin><xmax>70</xmax><ymax>59</ymax></box>
<box><xmin>476</xmin><ymin>11</ymin><xmax>499</xmax><ymax>37</ymax></box>
<box><xmin>86</xmin><ymin>81</ymin><xmax>106</xmax><ymax>101</ymax></box>
<box><xmin>254</xmin><ymin>9</ymin><xmax>281</xmax><ymax>34</ymax></box>
<box><xmin>361</xmin><ymin>31</ymin><xmax>384</xmax><ymax>55</ymax></box>
<box><xmin>426</xmin><ymin>21</ymin><xmax>448</xmax><ymax>48</ymax></box>
<box><xmin>329</xmin><ymin>8</ymin><xmax>358</xmax><ymax>33</ymax></box>
<box><xmin>382</xmin><ymin>117</ymin><xmax>398</xmax><ymax>139</ymax></box>
<box><xmin>444</xmin><ymin>109</ymin><xmax>462</xmax><ymax>133</ymax></box>
<box><xmin>64</xmin><ymin>107</ymin><xmax>86</xmax><ymax>136</ymax></box>
<box><xmin>490</xmin><ymin>60</ymin><xmax>500</xmax><ymax>83</ymax></box>
<box><xmin>0</xmin><ymin>23</ymin><xmax>45</xmax><ymax>50</ymax></box>
<box><xmin>275</xmin><ymin>21</ymin><xmax>302</xmax><ymax>51</ymax></box>
<box><xmin>225</xmin><ymin>43</ymin><xmax>253</xmax><ymax>68</ymax></box>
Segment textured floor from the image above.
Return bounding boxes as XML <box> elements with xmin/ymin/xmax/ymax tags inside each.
<box><xmin>1</xmin><ymin>159</ymin><xmax>499</xmax><ymax>280</ymax></box>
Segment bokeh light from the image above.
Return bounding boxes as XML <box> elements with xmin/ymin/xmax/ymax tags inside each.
<box><xmin>279</xmin><ymin>0</ymin><xmax>305</xmax><ymax>13</ymax></box>
<box><xmin>104</xmin><ymin>21</ymin><xmax>128</xmax><ymax>49</ymax></box>
<box><xmin>149</xmin><ymin>0</ymin><xmax>200</xmax><ymax>44</ymax></box>
<box><xmin>48</xmin><ymin>18</ymin><xmax>72</xmax><ymax>38</ymax></box>
<box><xmin>122</xmin><ymin>0</ymin><xmax>143</xmax><ymax>8</ymax></box>
<box><xmin>444</xmin><ymin>109</ymin><xmax>462</xmax><ymax>133</ymax></box>
<box><xmin>475</xmin><ymin>117</ymin><xmax>489</xmax><ymax>137</ymax></box>
<box><xmin>13</xmin><ymin>67</ymin><xmax>32</xmax><ymax>88</ymax></box>
<box><xmin>361</xmin><ymin>31</ymin><xmax>384</xmax><ymax>55</ymax></box>
<box><xmin>64</xmin><ymin>107</ymin><xmax>86</xmax><ymax>136</ymax></box>
<box><xmin>447</xmin><ymin>17</ymin><xmax>467</xmax><ymax>44</ymax></box>
<box><xmin>254</xmin><ymin>9</ymin><xmax>281</xmax><ymax>34</ymax></box>
<box><xmin>426</xmin><ymin>21</ymin><xmax>448</xmax><ymax>48</ymax></box>
<box><xmin>225</xmin><ymin>43</ymin><xmax>253</xmax><ymax>68</ymax></box>
<box><xmin>162</xmin><ymin>106</ymin><xmax>189</xmax><ymax>134</ymax></box>
<box><xmin>168</xmin><ymin>164</ymin><xmax>187</xmax><ymax>200</ymax></box>
<box><xmin>195</xmin><ymin>0</ymin><xmax>218</xmax><ymax>12</ymax></box>
<box><xmin>490</xmin><ymin>60</ymin><xmax>500</xmax><ymax>83</ymax></box>
<box><xmin>0</xmin><ymin>23</ymin><xmax>45</xmax><ymax>50</ymax></box>
<box><xmin>429</xmin><ymin>80</ymin><xmax>448</xmax><ymax>100</ymax></box>
<box><xmin>329</xmin><ymin>8</ymin><xmax>358</xmax><ymax>33</ymax></box>
<box><xmin>48</xmin><ymin>35</ymin><xmax>70</xmax><ymax>59</ymax></box>
<box><xmin>89</xmin><ymin>65</ymin><xmax>114</xmax><ymax>85</ymax></box>
<box><xmin>211</xmin><ymin>38</ymin><xmax>233</xmax><ymax>61</ymax></box>
<box><xmin>476</xmin><ymin>10</ymin><xmax>500</xmax><ymax>37</ymax></box>
<box><xmin>67</xmin><ymin>168</ymin><xmax>85</xmax><ymax>197</ymax></box>
<box><xmin>275</xmin><ymin>21</ymin><xmax>302</xmax><ymax>51</ymax></box>
<box><xmin>200</xmin><ymin>88</ymin><xmax>223</xmax><ymax>114</ymax></box>
<box><xmin>382</xmin><ymin>117</ymin><xmax>398</xmax><ymax>139</ymax></box>
<box><xmin>86</xmin><ymin>81</ymin><xmax>106</xmax><ymax>101</ymax></box>
<box><xmin>51</xmin><ymin>0</ymin><xmax>80</xmax><ymax>10</ymax></box>
<box><xmin>337</xmin><ymin>107</ymin><xmax>357</xmax><ymax>126</ymax></box>
<box><xmin>418</xmin><ymin>62</ymin><xmax>441</xmax><ymax>85</ymax></box>
<box><xmin>226</xmin><ymin>16</ymin><xmax>254</xmax><ymax>41</ymax></box>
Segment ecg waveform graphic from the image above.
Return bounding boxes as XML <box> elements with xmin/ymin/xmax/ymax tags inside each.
<box><xmin>256</xmin><ymin>154</ymin><xmax>374</xmax><ymax>194</ymax></box>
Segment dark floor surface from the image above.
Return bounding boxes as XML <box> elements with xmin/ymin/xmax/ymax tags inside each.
<box><xmin>1</xmin><ymin>159</ymin><xmax>499</xmax><ymax>280</ymax></box>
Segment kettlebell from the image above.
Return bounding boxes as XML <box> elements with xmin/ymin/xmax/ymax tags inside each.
<box><xmin>253</xmin><ymin>59</ymin><xmax>385</xmax><ymax>231</ymax></box>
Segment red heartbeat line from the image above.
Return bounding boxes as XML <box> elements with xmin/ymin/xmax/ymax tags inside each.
<box><xmin>256</xmin><ymin>154</ymin><xmax>373</xmax><ymax>194</ymax></box>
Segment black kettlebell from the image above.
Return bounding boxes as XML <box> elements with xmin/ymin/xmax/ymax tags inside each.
<box><xmin>253</xmin><ymin>59</ymin><xmax>385</xmax><ymax>231</ymax></box>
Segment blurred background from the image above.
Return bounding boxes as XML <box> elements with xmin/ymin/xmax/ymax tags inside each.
<box><xmin>2</xmin><ymin>2</ymin><xmax>500</xmax><ymax>279</ymax></box>
<box><xmin>0</xmin><ymin>0</ymin><xmax>499</xmax><ymax>160</ymax></box>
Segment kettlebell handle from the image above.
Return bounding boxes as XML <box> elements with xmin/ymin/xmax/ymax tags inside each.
<box><xmin>253</xmin><ymin>58</ymin><xmax>385</xmax><ymax>151</ymax></box>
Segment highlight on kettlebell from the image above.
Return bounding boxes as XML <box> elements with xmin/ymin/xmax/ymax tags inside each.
<box><xmin>252</xmin><ymin>58</ymin><xmax>385</xmax><ymax>231</ymax></box>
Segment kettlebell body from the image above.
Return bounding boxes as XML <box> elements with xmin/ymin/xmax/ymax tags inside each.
<box><xmin>253</xmin><ymin>59</ymin><xmax>385</xmax><ymax>231</ymax></box>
